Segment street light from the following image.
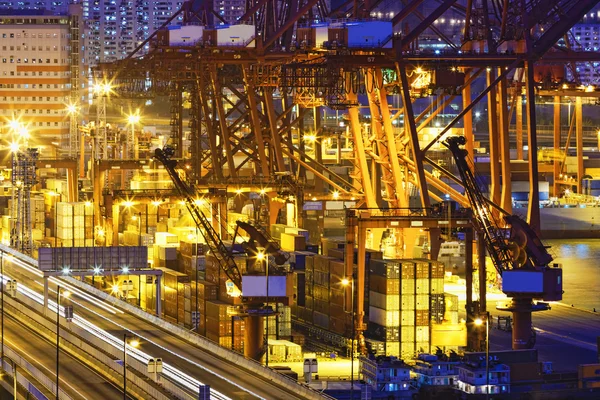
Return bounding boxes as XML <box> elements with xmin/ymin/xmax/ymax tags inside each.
<box><xmin>56</xmin><ymin>286</ymin><xmax>71</xmax><ymax>400</ymax></box>
<box><xmin>475</xmin><ymin>312</ymin><xmax>490</xmax><ymax>399</ymax></box>
<box><xmin>256</xmin><ymin>250</ymin><xmax>269</xmax><ymax>366</ymax></box>
<box><xmin>123</xmin><ymin>334</ymin><xmax>140</xmax><ymax>399</ymax></box>
<box><xmin>341</xmin><ymin>277</ymin><xmax>355</xmax><ymax>400</ymax></box>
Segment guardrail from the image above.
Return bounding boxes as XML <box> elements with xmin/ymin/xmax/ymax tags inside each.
<box><xmin>64</xmin><ymin>276</ymin><xmax>336</xmax><ymax>400</ymax></box>
<box><xmin>2</xmin><ymin>345</ymin><xmax>73</xmax><ymax>400</ymax></box>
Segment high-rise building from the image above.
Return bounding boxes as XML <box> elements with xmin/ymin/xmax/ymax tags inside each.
<box><xmin>0</xmin><ymin>6</ymin><xmax>83</xmax><ymax>150</ymax></box>
<box><xmin>568</xmin><ymin>11</ymin><xmax>600</xmax><ymax>85</ymax></box>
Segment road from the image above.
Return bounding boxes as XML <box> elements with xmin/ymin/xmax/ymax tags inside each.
<box><xmin>3</xmin><ymin>257</ymin><xmax>315</xmax><ymax>400</ymax></box>
<box><xmin>471</xmin><ymin>298</ymin><xmax>600</xmax><ymax>370</ymax></box>
<box><xmin>3</xmin><ymin>315</ymin><xmax>124</xmax><ymax>399</ymax></box>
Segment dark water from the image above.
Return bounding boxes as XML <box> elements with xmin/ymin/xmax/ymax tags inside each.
<box><xmin>545</xmin><ymin>239</ymin><xmax>600</xmax><ymax>311</ymax></box>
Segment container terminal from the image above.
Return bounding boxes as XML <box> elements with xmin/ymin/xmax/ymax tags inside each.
<box><xmin>0</xmin><ymin>1</ymin><xmax>599</xmax><ymax>399</ymax></box>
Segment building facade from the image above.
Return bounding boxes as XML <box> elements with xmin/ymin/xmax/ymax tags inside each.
<box><xmin>0</xmin><ymin>8</ymin><xmax>82</xmax><ymax>148</ymax></box>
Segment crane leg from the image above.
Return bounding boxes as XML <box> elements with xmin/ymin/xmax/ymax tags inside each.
<box><xmin>511</xmin><ymin>298</ymin><xmax>534</xmax><ymax>350</ymax></box>
<box><xmin>244</xmin><ymin>313</ymin><xmax>265</xmax><ymax>361</ymax></box>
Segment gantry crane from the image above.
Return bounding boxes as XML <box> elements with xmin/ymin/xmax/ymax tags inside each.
<box><xmin>154</xmin><ymin>147</ymin><xmax>292</xmax><ymax>361</ymax></box>
<box><xmin>444</xmin><ymin>136</ymin><xmax>563</xmax><ymax>349</ymax></box>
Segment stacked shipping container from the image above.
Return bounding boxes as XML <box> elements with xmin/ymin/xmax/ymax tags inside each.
<box><xmin>367</xmin><ymin>258</ymin><xmax>445</xmax><ymax>359</ymax></box>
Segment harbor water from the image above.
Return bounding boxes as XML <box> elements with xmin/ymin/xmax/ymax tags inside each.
<box><xmin>546</xmin><ymin>239</ymin><xmax>600</xmax><ymax>311</ymax></box>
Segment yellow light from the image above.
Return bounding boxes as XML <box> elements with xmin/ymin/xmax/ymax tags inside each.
<box><xmin>415</xmin><ymin>67</ymin><xmax>423</xmax><ymax>74</ymax></box>
<box><xmin>62</xmin><ymin>290</ymin><xmax>71</xmax><ymax>298</ymax></box>
<box><xmin>235</xmin><ymin>189</ymin><xmax>242</xmax><ymax>195</ymax></box>
<box><xmin>85</xmin><ymin>201</ymin><xmax>92</xmax><ymax>207</ymax></box>
<box><xmin>151</xmin><ymin>200</ymin><xmax>162</xmax><ymax>207</ymax></box>
<box><xmin>341</xmin><ymin>278</ymin><xmax>350</xmax><ymax>286</ymax></box>
<box><xmin>585</xmin><ymin>85</ymin><xmax>595</xmax><ymax>93</ymax></box>
<box><xmin>9</xmin><ymin>142</ymin><xmax>20</xmax><ymax>153</ymax></box>
<box><xmin>179</xmin><ymin>200</ymin><xmax>186</xmax><ymax>206</ymax></box>
<box><xmin>194</xmin><ymin>198</ymin><xmax>206</xmax><ymax>207</ymax></box>
<box><xmin>97</xmin><ymin>228</ymin><xmax>105</xmax><ymax>238</ymax></box>
<box><xmin>129</xmin><ymin>339</ymin><xmax>140</xmax><ymax>348</ymax></box>
<box><xmin>66</xmin><ymin>103</ymin><xmax>78</xmax><ymax>115</ymax></box>
<box><xmin>112</xmin><ymin>284</ymin><xmax>120</xmax><ymax>293</ymax></box>
<box><xmin>304</xmin><ymin>134</ymin><xmax>316</xmax><ymax>142</ymax></box>
<box><xmin>474</xmin><ymin>318</ymin><xmax>483</xmax><ymax>326</ymax></box>
<box><xmin>562</xmin><ymin>83</ymin><xmax>569</xmax><ymax>89</ymax></box>
<box><xmin>332</xmin><ymin>191</ymin><xmax>340</xmax><ymax>200</ymax></box>
<box><xmin>311</xmin><ymin>197</ymin><xmax>317</xmax><ymax>201</ymax></box>
<box><xmin>127</xmin><ymin>113</ymin><xmax>141</xmax><ymax>125</ymax></box>
<box><xmin>259</xmin><ymin>189</ymin><xmax>266</xmax><ymax>195</ymax></box>
<box><xmin>256</xmin><ymin>252</ymin><xmax>265</xmax><ymax>261</ymax></box>
<box><xmin>8</xmin><ymin>119</ymin><xmax>21</xmax><ymax>131</ymax></box>
<box><xmin>18</xmin><ymin>127</ymin><xmax>29</xmax><ymax>139</ymax></box>
<box><xmin>123</xmin><ymin>200</ymin><xmax>134</xmax><ymax>208</ymax></box>
<box><xmin>131</xmin><ymin>215</ymin><xmax>138</xmax><ymax>221</ymax></box>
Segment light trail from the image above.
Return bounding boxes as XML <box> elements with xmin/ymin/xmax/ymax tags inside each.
<box><xmin>2</xmin><ymin>264</ymin><xmax>266</xmax><ymax>400</ymax></box>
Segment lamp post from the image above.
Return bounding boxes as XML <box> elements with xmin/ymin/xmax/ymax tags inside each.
<box><xmin>257</xmin><ymin>249</ymin><xmax>268</xmax><ymax>366</ymax></box>
<box><xmin>342</xmin><ymin>277</ymin><xmax>355</xmax><ymax>400</ymax></box>
<box><xmin>56</xmin><ymin>286</ymin><xmax>71</xmax><ymax>399</ymax></box>
<box><xmin>475</xmin><ymin>312</ymin><xmax>490</xmax><ymax>399</ymax></box>
<box><xmin>123</xmin><ymin>334</ymin><xmax>139</xmax><ymax>400</ymax></box>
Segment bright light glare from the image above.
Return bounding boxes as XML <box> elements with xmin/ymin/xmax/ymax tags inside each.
<box><xmin>62</xmin><ymin>267</ymin><xmax>70</xmax><ymax>276</ymax></box>
<box><xmin>66</xmin><ymin>103</ymin><xmax>78</xmax><ymax>115</ymax></box>
<box><xmin>85</xmin><ymin>201</ymin><xmax>92</xmax><ymax>207</ymax></box>
<box><xmin>256</xmin><ymin>252</ymin><xmax>265</xmax><ymax>261</ymax></box>
<box><xmin>129</xmin><ymin>338</ymin><xmax>140</xmax><ymax>348</ymax></box>
<box><xmin>62</xmin><ymin>290</ymin><xmax>71</xmax><ymax>298</ymax></box>
<box><xmin>93</xmin><ymin>267</ymin><xmax>102</xmax><ymax>275</ymax></box>
<box><xmin>474</xmin><ymin>318</ymin><xmax>483</xmax><ymax>326</ymax></box>
<box><xmin>112</xmin><ymin>285</ymin><xmax>120</xmax><ymax>293</ymax></box>
<box><xmin>127</xmin><ymin>113</ymin><xmax>141</xmax><ymax>125</ymax></box>
<box><xmin>123</xmin><ymin>201</ymin><xmax>134</xmax><ymax>208</ymax></box>
<box><xmin>304</xmin><ymin>134</ymin><xmax>316</xmax><ymax>142</ymax></box>
<box><xmin>122</xmin><ymin>266</ymin><xmax>129</xmax><ymax>274</ymax></box>
<box><xmin>9</xmin><ymin>142</ymin><xmax>20</xmax><ymax>153</ymax></box>
<box><xmin>341</xmin><ymin>278</ymin><xmax>350</xmax><ymax>286</ymax></box>
<box><xmin>332</xmin><ymin>191</ymin><xmax>339</xmax><ymax>200</ymax></box>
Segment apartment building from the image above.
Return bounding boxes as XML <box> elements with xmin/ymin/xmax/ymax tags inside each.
<box><xmin>0</xmin><ymin>8</ymin><xmax>82</xmax><ymax>147</ymax></box>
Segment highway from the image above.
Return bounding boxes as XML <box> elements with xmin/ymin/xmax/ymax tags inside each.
<box><xmin>3</xmin><ymin>315</ymin><xmax>125</xmax><ymax>399</ymax></box>
<box><xmin>2</xmin><ymin>255</ymin><xmax>320</xmax><ymax>400</ymax></box>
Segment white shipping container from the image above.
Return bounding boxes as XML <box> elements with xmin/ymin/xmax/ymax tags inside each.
<box><xmin>401</xmin><ymin>279</ymin><xmax>415</xmax><ymax>294</ymax></box>
<box><xmin>401</xmin><ymin>295</ymin><xmax>415</xmax><ymax>310</ymax></box>
<box><xmin>216</xmin><ymin>25</ymin><xmax>255</xmax><ymax>47</ymax></box>
<box><xmin>416</xmin><ymin>278</ymin><xmax>430</xmax><ymax>293</ymax></box>
<box><xmin>370</xmin><ymin>291</ymin><xmax>400</xmax><ymax>310</ymax></box>
<box><xmin>155</xmin><ymin>232</ymin><xmax>179</xmax><ymax>246</ymax></box>
<box><xmin>314</xmin><ymin>24</ymin><xmax>329</xmax><ymax>48</ymax></box>
<box><xmin>401</xmin><ymin>327</ymin><xmax>415</xmax><ymax>342</ymax></box>
<box><xmin>416</xmin><ymin>326</ymin><xmax>430</xmax><ymax>342</ymax></box>
<box><xmin>416</xmin><ymin>294</ymin><xmax>429</xmax><ymax>310</ymax></box>
<box><xmin>401</xmin><ymin>311</ymin><xmax>415</xmax><ymax>326</ymax></box>
<box><xmin>168</xmin><ymin>25</ymin><xmax>203</xmax><ymax>46</ymax></box>
<box><xmin>369</xmin><ymin>306</ymin><xmax>399</xmax><ymax>326</ymax></box>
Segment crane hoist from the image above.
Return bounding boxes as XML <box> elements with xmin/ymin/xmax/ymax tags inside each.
<box><xmin>154</xmin><ymin>147</ymin><xmax>293</xmax><ymax>360</ymax></box>
<box><xmin>444</xmin><ymin>136</ymin><xmax>563</xmax><ymax>350</ymax></box>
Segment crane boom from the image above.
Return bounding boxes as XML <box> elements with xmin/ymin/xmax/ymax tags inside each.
<box><xmin>153</xmin><ymin>147</ymin><xmax>243</xmax><ymax>292</ymax></box>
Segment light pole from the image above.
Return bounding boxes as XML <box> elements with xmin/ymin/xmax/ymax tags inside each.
<box><xmin>123</xmin><ymin>334</ymin><xmax>139</xmax><ymax>400</ymax></box>
<box><xmin>56</xmin><ymin>286</ymin><xmax>71</xmax><ymax>399</ymax></box>
<box><xmin>342</xmin><ymin>277</ymin><xmax>355</xmax><ymax>399</ymax></box>
<box><xmin>475</xmin><ymin>312</ymin><xmax>490</xmax><ymax>399</ymax></box>
<box><xmin>126</xmin><ymin>111</ymin><xmax>141</xmax><ymax>160</ymax></box>
<box><xmin>257</xmin><ymin>249</ymin><xmax>268</xmax><ymax>366</ymax></box>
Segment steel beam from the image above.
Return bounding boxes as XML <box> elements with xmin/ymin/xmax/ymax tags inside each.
<box><xmin>553</xmin><ymin>96</ymin><xmax>561</xmax><ymax>196</ymax></box>
<box><xmin>210</xmin><ymin>67</ymin><xmax>238</xmax><ymax>177</ymax></box>
<box><xmin>525</xmin><ymin>61</ymin><xmax>541</xmax><ymax>233</ymax></box>
<box><xmin>576</xmin><ymin>96</ymin><xmax>584</xmax><ymax>193</ymax></box>
<box><xmin>263</xmin><ymin>88</ymin><xmax>287</xmax><ymax>172</ymax></box>
<box><xmin>498</xmin><ymin>71</ymin><xmax>512</xmax><ymax>214</ymax></box>
<box><xmin>397</xmin><ymin>61</ymin><xmax>430</xmax><ymax>209</ymax></box>
<box><xmin>347</xmin><ymin>91</ymin><xmax>377</xmax><ymax>208</ymax></box>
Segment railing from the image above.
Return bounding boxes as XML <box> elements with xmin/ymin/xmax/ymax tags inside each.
<box><xmin>350</xmin><ymin>207</ymin><xmax>473</xmax><ymax>219</ymax></box>
<box><xmin>1</xmin><ymin>346</ymin><xmax>73</xmax><ymax>400</ymax></box>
